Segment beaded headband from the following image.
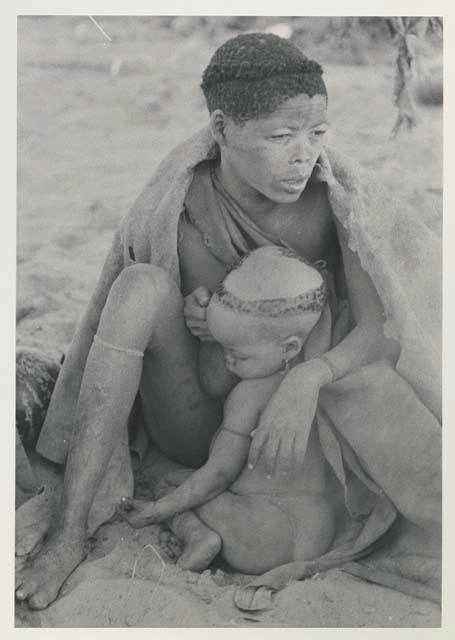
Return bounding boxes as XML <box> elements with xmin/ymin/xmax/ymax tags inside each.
<box><xmin>212</xmin><ymin>281</ymin><xmax>328</xmax><ymax>317</ymax></box>
<box><xmin>211</xmin><ymin>248</ymin><xmax>328</xmax><ymax>318</ymax></box>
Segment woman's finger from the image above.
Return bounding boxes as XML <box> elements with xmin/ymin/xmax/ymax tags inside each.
<box><xmin>187</xmin><ymin>327</ymin><xmax>213</xmax><ymax>340</ymax></box>
<box><xmin>193</xmin><ymin>287</ymin><xmax>211</xmax><ymax>307</ymax></box>
<box><xmin>248</xmin><ymin>430</ymin><xmax>268</xmax><ymax>469</ymax></box>
<box><xmin>184</xmin><ymin>302</ymin><xmax>207</xmax><ymax>322</ymax></box>
<box><xmin>263</xmin><ymin>435</ymin><xmax>281</xmax><ymax>477</ymax></box>
<box><xmin>293</xmin><ymin>428</ymin><xmax>312</xmax><ymax>467</ymax></box>
<box><xmin>187</xmin><ymin>322</ymin><xmax>210</xmax><ymax>335</ymax></box>
<box><xmin>185</xmin><ymin>318</ymin><xmax>210</xmax><ymax>332</ymax></box>
<box><xmin>184</xmin><ymin>288</ymin><xmax>211</xmax><ymax>317</ymax></box>
<box><xmin>199</xmin><ymin>334</ymin><xmax>216</xmax><ymax>342</ymax></box>
<box><xmin>312</xmin><ymin>149</ymin><xmax>335</xmax><ymax>185</ymax></box>
<box><xmin>275</xmin><ymin>432</ymin><xmax>296</xmax><ymax>478</ymax></box>
<box><xmin>186</xmin><ymin>317</ymin><xmax>209</xmax><ymax>328</ymax></box>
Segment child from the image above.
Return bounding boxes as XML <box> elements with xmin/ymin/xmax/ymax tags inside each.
<box><xmin>117</xmin><ymin>246</ymin><xmax>336</xmax><ymax>574</ymax></box>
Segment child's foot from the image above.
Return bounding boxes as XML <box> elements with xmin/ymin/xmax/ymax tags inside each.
<box><xmin>178</xmin><ymin>528</ymin><xmax>222</xmax><ymax>571</ymax></box>
<box><xmin>158</xmin><ymin>529</ymin><xmax>183</xmax><ymax>561</ymax></box>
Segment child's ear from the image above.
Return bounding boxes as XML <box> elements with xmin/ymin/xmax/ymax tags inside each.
<box><xmin>210</xmin><ymin>110</ymin><xmax>227</xmax><ymax>145</ymax></box>
<box><xmin>283</xmin><ymin>336</ymin><xmax>303</xmax><ymax>360</ymax></box>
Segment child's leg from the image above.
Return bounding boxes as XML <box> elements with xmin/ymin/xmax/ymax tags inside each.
<box><xmin>289</xmin><ymin>494</ymin><xmax>336</xmax><ymax>561</ymax></box>
<box><xmin>155</xmin><ymin>475</ymin><xmax>222</xmax><ymax>571</ymax></box>
<box><xmin>168</xmin><ymin>512</ymin><xmax>221</xmax><ymax>570</ymax></box>
<box><xmin>196</xmin><ymin>493</ymin><xmax>295</xmax><ymax>575</ymax></box>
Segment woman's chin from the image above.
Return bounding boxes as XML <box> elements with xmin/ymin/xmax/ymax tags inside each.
<box><xmin>269</xmin><ymin>185</ymin><xmax>307</xmax><ymax>204</ymax></box>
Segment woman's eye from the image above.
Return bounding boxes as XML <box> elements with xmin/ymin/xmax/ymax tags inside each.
<box><xmin>271</xmin><ymin>133</ymin><xmax>291</xmax><ymax>140</ymax></box>
<box><xmin>311</xmin><ymin>129</ymin><xmax>327</xmax><ymax>138</ymax></box>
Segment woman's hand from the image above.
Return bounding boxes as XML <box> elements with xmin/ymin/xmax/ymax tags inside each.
<box><xmin>248</xmin><ymin>359</ymin><xmax>332</xmax><ymax>477</ymax></box>
<box><xmin>312</xmin><ymin>148</ymin><xmax>336</xmax><ymax>186</ymax></box>
<box><xmin>183</xmin><ymin>287</ymin><xmax>214</xmax><ymax>342</ymax></box>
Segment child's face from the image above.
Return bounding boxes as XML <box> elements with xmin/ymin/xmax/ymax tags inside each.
<box><xmin>223</xmin><ymin>336</ymin><xmax>284</xmax><ymax>379</ymax></box>
<box><xmin>207</xmin><ymin>303</ymin><xmax>285</xmax><ymax>379</ymax></box>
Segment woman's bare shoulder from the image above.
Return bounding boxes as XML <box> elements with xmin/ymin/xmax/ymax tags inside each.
<box><xmin>177</xmin><ymin>211</ymin><xmax>227</xmax><ymax>294</ymax></box>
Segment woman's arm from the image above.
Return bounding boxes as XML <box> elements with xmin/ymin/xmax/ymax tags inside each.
<box><xmin>248</xmin><ymin>221</ymin><xmax>400</xmax><ymax>476</ymax></box>
<box><xmin>306</xmin><ymin>219</ymin><xmax>400</xmax><ymax>387</ymax></box>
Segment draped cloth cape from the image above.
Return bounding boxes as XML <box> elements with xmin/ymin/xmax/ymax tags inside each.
<box><xmin>34</xmin><ymin>127</ymin><xmax>442</xmax><ymax>608</ymax></box>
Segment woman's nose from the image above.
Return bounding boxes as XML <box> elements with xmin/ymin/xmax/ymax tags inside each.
<box><xmin>288</xmin><ymin>135</ymin><xmax>312</xmax><ymax>165</ymax></box>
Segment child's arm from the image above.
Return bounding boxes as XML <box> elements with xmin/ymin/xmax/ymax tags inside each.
<box><xmin>151</xmin><ymin>381</ymin><xmax>266</xmax><ymax>519</ymax></box>
<box><xmin>118</xmin><ymin>379</ymin><xmax>275</xmax><ymax>526</ymax></box>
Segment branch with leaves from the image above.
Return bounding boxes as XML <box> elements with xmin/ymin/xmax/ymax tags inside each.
<box><xmin>386</xmin><ymin>17</ymin><xmax>442</xmax><ymax>138</ymax></box>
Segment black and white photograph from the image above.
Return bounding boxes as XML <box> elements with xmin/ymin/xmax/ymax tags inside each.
<box><xmin>13</xmin><ymin>7</ymin><xmax>444</xmax><ymax>629</ymax></box>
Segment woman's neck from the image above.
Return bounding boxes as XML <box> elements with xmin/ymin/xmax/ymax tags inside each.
<box><xmin>215</xmin><ymin>160</ymin><xmax>276</xmax><ymax>219</ymax></box>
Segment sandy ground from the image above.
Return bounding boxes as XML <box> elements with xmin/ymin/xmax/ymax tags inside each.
<box><xmin>16</xmin><ymin>16</ymin><xmax>442</xmax><ymax>628</ymax></box>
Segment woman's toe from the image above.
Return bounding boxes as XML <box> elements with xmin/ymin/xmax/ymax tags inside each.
<box><xmin>28</xmin><ymin>590</ymin><xmax>54</xmax><ymax>610</ymax></box>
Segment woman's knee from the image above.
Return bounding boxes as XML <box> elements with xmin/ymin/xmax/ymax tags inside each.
<box><xmin>99</xmin><ymin>264</ymin><xmax>183</xmax><ymax>344</ymax></box>
<box><xmin>108</xmin><ymin>264</ymin><xmax>183</xmax><ymax>318</ymax></box>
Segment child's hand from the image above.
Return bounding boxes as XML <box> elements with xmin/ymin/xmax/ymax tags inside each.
<box><xmin>183</xmin><ymin>287</ymin><xmax>214</xmax><ymax>342</ymax></box>
<box><xmin>116</xmin><ymin>497</ymin><xmax>163</xmax><ymax>528</ymax></box>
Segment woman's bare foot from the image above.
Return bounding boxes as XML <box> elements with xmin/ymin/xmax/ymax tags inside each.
<box><xmin>15</xmin><ymin>490</ymin><xmax>57</xmax><ymax>557</ymax></box>
<box><xmin>178</xmin><ymin>527</ymin><xmax>221</xmax><ymax>571</ymax></box>
<box><xmin>15</xmin><ymin>530</ymin><xmax>86</xmax><ymax>610</ymax></box>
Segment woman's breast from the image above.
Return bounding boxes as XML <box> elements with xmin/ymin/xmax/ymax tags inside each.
<box><xmin>277</xmin><ymin>202</ymin><xmax>337</xmax><ymax>264</ymax></box>
<box><xmin>199</xmin><ymin>342</ymin><xmax>239</xmax><ymax>399</ymax></box>
<box><xmin>178</xmin><ymin>212</ymin><xmax>228</xmax><ymax>295</ymax></box>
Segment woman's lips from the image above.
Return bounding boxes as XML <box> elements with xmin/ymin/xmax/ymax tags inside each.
<box><xmin>281</xmin><ymin>177</ymin><xmax>308</xmax><ymax>191</ymax></box>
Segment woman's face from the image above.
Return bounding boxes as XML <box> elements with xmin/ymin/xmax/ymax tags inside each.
<box><xmin>219</xmin><ymin>93</ymin><xmax>328</xmax><ymax>205</ymax></box>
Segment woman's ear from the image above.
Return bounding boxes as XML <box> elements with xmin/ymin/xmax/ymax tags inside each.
<box><xmin>210</xmin><ymin>110</ymin><xmax>227</xmax><ymax>145</ymax></box>
<box><xmin>283</xmin><ymin>335</ymin><xmax>303</xmax><ymax>361</ymax></box>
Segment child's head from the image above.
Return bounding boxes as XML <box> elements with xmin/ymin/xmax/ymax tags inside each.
<box><xmin>207</xmin><ymin>246</ymin><xmax>327</xmax><ymax>379</ymax></box>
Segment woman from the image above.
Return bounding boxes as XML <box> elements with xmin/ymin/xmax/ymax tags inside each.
<box><xmin>16</xmin><ymin>33</ymin><xmax>441</xmax><ymax>611</ymax></box>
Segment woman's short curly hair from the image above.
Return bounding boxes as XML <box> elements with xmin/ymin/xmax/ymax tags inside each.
<box><xmin>201</xmin><ymin>32</ymin><xmax>327</xmax><ymax>123</ymax></box>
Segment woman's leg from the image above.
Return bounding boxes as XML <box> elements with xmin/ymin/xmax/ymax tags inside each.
<box><xmin>15</xmin><ymin>264</ymin><xmax>223</xmax><ymax>609</ymax></box>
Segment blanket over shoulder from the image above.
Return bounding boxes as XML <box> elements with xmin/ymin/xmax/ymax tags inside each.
<box><xmin>34</xmin><ymin>127</ymin><xmax>442</xmax><ymax>606</ymax></box>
